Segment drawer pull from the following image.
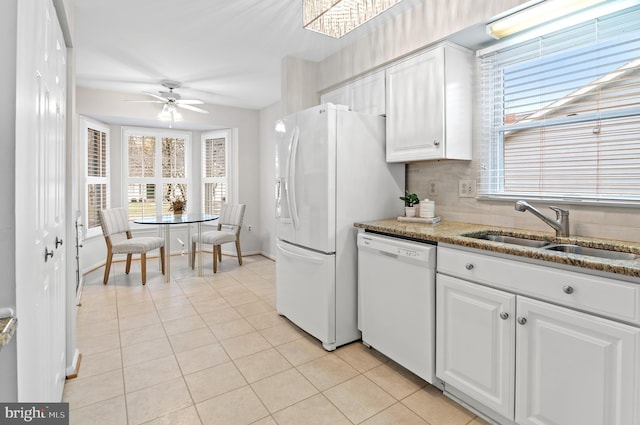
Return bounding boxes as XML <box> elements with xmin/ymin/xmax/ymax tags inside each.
<box><xmin>465</xmin><ymin>263</ymin><xmax>474</xmax><ymax>270</ymax></box>
<box><xmin>563</xmin><ymin>285</ymin><xmax>574</xmax><ymax>294</ymax></box>
<box><xmin>517</xmin><ymin>317</ymin><xmax>527</xmax><ymax>325</ymax></box>
<box><xmin>499</xmin><ymin>312</ymin><xmax>509</xmax><ymax>320</ymax></box>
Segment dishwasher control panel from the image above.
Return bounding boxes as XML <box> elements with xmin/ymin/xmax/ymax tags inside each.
<box><xmin>358</xmin><ymin>233</ymin><xmax>435</xmax><ymax>264</ymax></box>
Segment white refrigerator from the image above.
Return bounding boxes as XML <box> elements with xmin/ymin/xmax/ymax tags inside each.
<box><xmin>275</xmin><ymin>103</ymin><xmax>404</xmax><ymax>351</ymax></box>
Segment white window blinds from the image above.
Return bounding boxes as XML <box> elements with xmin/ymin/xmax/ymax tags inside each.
<box><xmin>124</xmin><ymin>129</ymin><xmax>190</xmax><ymax>218</ymax></box>
<box><xmin>202</xmin><ymin>134</ymin><xmax>228</xmax><ymax>215</ymax></box>
<box><xmin>479</xmin><ymin>4</ymin><xmax>640</xmax><ymax>204</ymax></box>
<box><xmin>85</xmin><ymin>122</ymin><xmax>109</xmax><ymax>233</ymax></box>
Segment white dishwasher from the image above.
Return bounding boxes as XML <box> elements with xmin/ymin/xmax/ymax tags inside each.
<box><xmin>357</xmin><ymin>232</ymin><xmax>437</xmax><ymax>384</ymax></box>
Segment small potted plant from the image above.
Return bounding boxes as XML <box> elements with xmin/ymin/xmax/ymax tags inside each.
<box><xmin>168</xmin><ymin>196</ymin><xmax>186</xmax><ymax>215</ymax></box>
<box><xmin>399</xmin><ymin>191</ymin><xmax>420</xmax><ymax>217</ymax></box>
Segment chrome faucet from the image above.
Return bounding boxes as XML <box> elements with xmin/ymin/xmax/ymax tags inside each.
<box><xmin>515</xmin><ymin>200</ymin><xmax>570</xmax><ymax>237</ymax></box>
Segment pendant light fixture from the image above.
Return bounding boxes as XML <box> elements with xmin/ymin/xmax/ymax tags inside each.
<box><xmin>303</xmin><ymin>0</ymin><xmax>404</xmax><ymax>38</ymax></box>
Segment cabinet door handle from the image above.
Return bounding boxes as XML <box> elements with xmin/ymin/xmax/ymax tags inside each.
<box><xmin>465</xmin><ymin>263</ymin><xmax>474</xmax><ymax>270</ymax></box>
<box><xmin>55</xmin><ymin>236</ymin><xmax>63</xmax><ymax>249</ymax></box>
<box><xmin>433</xmin><ymin>140</ymin><xmax>440</xmax><ymax>146</ymax></box>
<box><xmin>499</xmin><ymin>312</ymin><xmax>509</xmax><ymax>320</ymax></box>
<box><xmin>563</xmin><ymin>285</ymin><xmax>574</xmax><ymax>294</ymax></box>
<box><xmin>517</xmin><ymin>317</ymin><xmax>527</xmax><ymax>325</ymax></box>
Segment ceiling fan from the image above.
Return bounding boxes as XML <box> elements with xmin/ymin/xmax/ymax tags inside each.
<box><xmin>128</xmin><ymin>80</ymin><xmax>209</xmax><ymax>123</ymax></box>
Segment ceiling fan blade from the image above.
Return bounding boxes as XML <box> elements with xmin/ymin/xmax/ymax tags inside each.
<box><xmin>141</xmin><ymin>91</ymin><xmax>168</xmax><ymax>102</ymax></box>
<box><xmin>175</xmin><ymin>99</ymin><xmax>204</xmax><ymax>105</ymax></box>
<box><xmin>176</xmin><ymin>103</ymin><xmax>209</xmax><ymax>114</ymax></box>
<box><xmin>125</xmin><ymin>100</ymin><xmax>164</xmax><ymax>103</ymax></box>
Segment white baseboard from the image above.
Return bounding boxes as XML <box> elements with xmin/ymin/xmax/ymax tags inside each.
<box><xmin>66</xmin><ymin>349</ymin><xmax>82</xmax><ymax>379</ymax></box>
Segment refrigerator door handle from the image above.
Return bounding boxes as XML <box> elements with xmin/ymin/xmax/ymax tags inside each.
<box><xmin>277</xmin><ymin>241</ymin><xmax>323</xmax><ymax>264</ymax></box>
<box><xmin>275</xmin><ymin>178</ymin><xmax>281</xmax><ymax>219</ymax></box>
<box><xmin>287</xmin><ymin>126</ymin><xmax>300</xmax><ymax>229</ymax></box>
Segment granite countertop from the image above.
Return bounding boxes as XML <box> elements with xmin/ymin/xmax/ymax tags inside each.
<box><xmin>354</xmin><ymin>219</ymin><xmax>640</xmax><ymax>279</ymax></box>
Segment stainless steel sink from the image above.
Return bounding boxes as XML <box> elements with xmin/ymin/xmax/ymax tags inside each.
<box><xmin>463</xmin><ymin>231</ymin><xmax>639</xmax><ymax>262</ymax></box>
<box><xmin>463</xmin><ymin>232</ymin><xmax>551</xmax><ymax>248</ymax></box>
<box><xmin>543</xmin><ymin>244</ymin><xmax>640</xmax><ymax>261</ymax></box>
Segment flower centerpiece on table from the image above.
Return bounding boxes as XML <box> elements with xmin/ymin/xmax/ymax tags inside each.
<box><xmin>168</xmin><ymin>196</ymin><xmax>186</xmax><ymax>215</ymax></box>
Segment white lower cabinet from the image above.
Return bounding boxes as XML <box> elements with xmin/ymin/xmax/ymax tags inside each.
<box><xmin>436</xmin><ymin>246</ymin><xmax>640</xmax><ymax>425</ymax></box>
<box><xmin>515</xmin><ymin>297</ymin><xmax>639</xmax><ymax>425</ymax></box>
<box><xmin>437</xmin><ymin>274</ymin><xmax>516</xmax><ymax>419</ymax></box>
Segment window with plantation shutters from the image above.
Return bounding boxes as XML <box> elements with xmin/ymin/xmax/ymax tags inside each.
<box><xmin>479</xmin><ymin>3</ymin><xmax>640</xmax><ymax>205</ymax></box>
<box><xmin>202</xmin><ymin>132</ymin><xmax>229</xmax><ymax>215</ymax></box>
<box><xmin>83</xmin><ymin>118</ymin><xmax>110</xmax><ymax>236</ymax></box>
<box><xmin>124</xmin><ymin>128</ymin><xmax>190</xmax><ymax>219</ymax></box>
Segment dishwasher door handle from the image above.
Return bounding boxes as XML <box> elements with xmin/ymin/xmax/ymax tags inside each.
<box><xmin>378</xmin><ymin>250</ymin><xmax>398</xmax><ymax>259</ymax></box>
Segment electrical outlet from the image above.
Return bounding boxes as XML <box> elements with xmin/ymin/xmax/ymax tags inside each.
<box><xmin>247</xmin><ymin>224</ymin><xmax>252</xmax><ymax>232</ymax></box>
<box><xmin>427</xmin><ymin>180</ymin><xmax>437</xmax><ymax>196</ymax></box>
<box><xmin>458</xmin><ymin>179</ymin><xmax>476</xmax><ymax>198</ymax></box>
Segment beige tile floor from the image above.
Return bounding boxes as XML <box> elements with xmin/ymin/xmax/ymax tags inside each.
<box><xmin>64</xmin><ymin>253</ymin><xmax>489</xmax><ymax>425</ymax></box>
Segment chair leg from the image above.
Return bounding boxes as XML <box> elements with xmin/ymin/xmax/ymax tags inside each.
<box><xmin>213</xmin><ymin>245</ymin><xmax>218</xmax><ymax>273</ymax></box>
<box><xmin>125</xmin><ymin>253</ymin><xmax>132</xmax><ymax>274</ymax></box>
<box><xmin>235</xmin><ymin>240</ymin><xmax>243</xmax><ymax>266</ymax></box>
<box><xmin>141</xmin><ymin>253</ymin><xmax>147</xmax><ymax>285</ymax></box>
<box><xmin>160</xmin><ymin>247</ymin><xmax>166</xmax><ymax>275</ymax></box>
<box><xmin>103</xmin><ymin>252</ymin><xmax>113</xmax><ymax>285</ymax></box>
<box><xmin>191</xmin><ymin>242</ymin><xmax>196</xmax><ymax>270</ymax></box>
<box><xmin>218</xmin><ymin>245</ymin><xmax>222</xmax><ymax>262</ymax></box>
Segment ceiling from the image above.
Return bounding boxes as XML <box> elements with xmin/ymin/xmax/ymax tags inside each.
<box><xmin>75</xmin><ymin>0</ymin><xmax>420</xmax><ymax>111</ymax></box>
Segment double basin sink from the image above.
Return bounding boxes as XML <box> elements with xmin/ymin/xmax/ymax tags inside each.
<box><xmin>463</xmin><ymin>231</ymin><xmax>639</xmax><ymax>262</ymax></box>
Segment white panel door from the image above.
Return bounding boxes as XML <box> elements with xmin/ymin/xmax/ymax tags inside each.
<box><xmin>275</xmin><ymin>241</ymin><xmax>335</xmax><ymax>349</ymax></box>
<box><xmin>15</xmin><ymin>0</ymin><xmax>67</xmax><ymax>401</ymax></box>
<box><xmin>436</xmin><ymin>274</ymin><xmax>516</xmax><ymax>419</ymax></box>
<box><xmin>515</xmin><ymin>297</ymin><xmax>640</xmax><ymax>425</ymax></box>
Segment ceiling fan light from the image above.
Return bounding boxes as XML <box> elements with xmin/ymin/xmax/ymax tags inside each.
<box><xmin>158</xmin><ymin>104</ymin><xmax>173</xmax><ymax>121</ymax></box>
<box><xmin>303</xmin><ymin>0</ymin><xmax>404</xmax><ymax>38</ymax></box>
<box><xmin>172</xmin><ymin>109</ymin><xmax>183</xmax><ymax>122</ymax></box>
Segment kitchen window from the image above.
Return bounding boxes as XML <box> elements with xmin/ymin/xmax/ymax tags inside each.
<box><xmin>202</xmin><ymin>130</ymin><xmax>230</xmax><ymax>214</ymax></box>
<box><xmin>123</xmin><ymin>128</ymin><xmax>191</xmax><ymax>219</ymax></box>
<box><xmin>82</xmin><ymin>118</ymin><xmax>110</xmax><ymax>237</ymax></box>
<box><xmin>478</xmin><ymin>3</ymin><xmax>640</xmax><ymax>205</ymax></box>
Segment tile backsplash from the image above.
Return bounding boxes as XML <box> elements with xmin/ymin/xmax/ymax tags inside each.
<box><xmin>407</xmin><ymin>160</ymin><xmax>640</xmax><ymax>243</ymax></box>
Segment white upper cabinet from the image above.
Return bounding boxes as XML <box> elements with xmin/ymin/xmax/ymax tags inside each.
<box><xmin>350</xmin><ymin>71</ymin><xmax>385</xmax><ymax>116</ymax></box>
<box><xmin>386</xmin><ymin>42</ymin><xmax>473</xmax><ymax>162</ymax></box>
<box><xmin>320</xmin><ymin>84</ymin><xmax>350</xmax><ymax>108</ymax></box>
<box><xmin>320</xmin><ymin>69</ymin><xmax>386</xmax><ymax>116</ymax></box>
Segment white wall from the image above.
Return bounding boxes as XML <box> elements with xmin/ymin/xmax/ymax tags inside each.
<box><xmin>76</xmin><ymin>87</ymin><xmax>262</xmax><ymax>272</ymax></box>
<box><xmin>259</xmin><ymin>102</ymin><xmax>280</xmax><ymax>259</ymax></box>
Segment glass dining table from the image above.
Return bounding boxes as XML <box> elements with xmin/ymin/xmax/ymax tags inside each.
<box><xmin>134</xmin><ymin>213</ymin><xmax>218</xmax><ymax>282</ymax></box>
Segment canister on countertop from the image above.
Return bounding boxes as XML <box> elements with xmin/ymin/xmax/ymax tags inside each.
<box><xmin>419</xmin><ymin>199</ymin><xmax>435</xmax><ymax>218</ymax></box>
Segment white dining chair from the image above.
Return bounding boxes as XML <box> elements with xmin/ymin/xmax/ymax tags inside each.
<box><xmin>191</xmin><ymin>204</ymin><xmax>246</xmax><ymax>273</ymax></box>
<box><xmin>99</xmin><ymin>208</ymin><xmax>165</xmax><ymax>285</ymax></box>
